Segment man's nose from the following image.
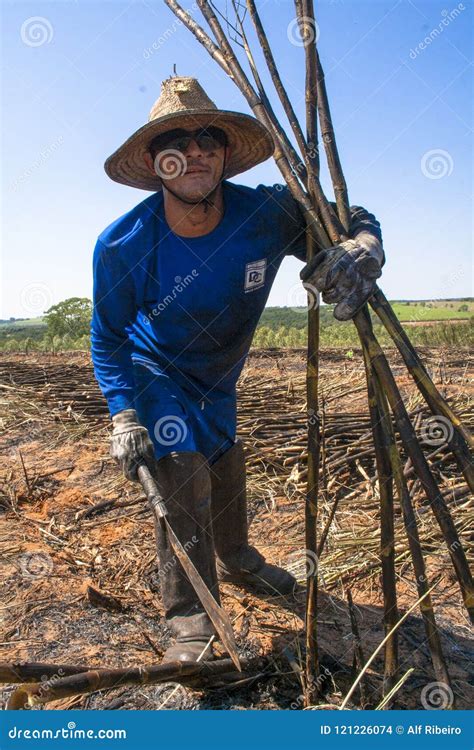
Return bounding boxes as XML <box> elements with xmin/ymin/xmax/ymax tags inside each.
<box><xmin>183</xmin><ymin>138</ymin><xmax>203</xmax><ymax>157</ymax></box>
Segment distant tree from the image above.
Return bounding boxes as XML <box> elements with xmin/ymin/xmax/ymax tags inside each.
<box><xmin>44</xmin><ymin>298</ymin><xmax>91</xmax><ymax>339</ymax></box>
<box><xmin>458</xmin><ymin>304</ymin><xmax>469</xmax><ymax>313</ymax></box>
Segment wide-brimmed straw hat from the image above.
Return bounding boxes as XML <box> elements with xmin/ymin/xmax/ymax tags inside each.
<box><xmin>104</xmin><ymin>76</ymin><xmax>275</xmax><ymax>191</ymax></box>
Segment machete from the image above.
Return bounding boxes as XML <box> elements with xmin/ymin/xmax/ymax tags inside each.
<box><xmin>137</xmin><ymin>463</ymin><xmax>241</xmax><ymax>671</ymax></box>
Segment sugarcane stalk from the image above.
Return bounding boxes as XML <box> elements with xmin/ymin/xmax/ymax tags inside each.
<box><xmin>246</xmin><ymin>0</ymin><xmax>312</xmax><ymax>178</ymax></box>
<box><xmin>301</xmin><ymin>7</ymin><xmax>400</xmax><ymax>694</ymax></box>
<box><xmin>346</xmin><ymin>589</ymin><xmax>369</xmax><ymax>708</ymax></box>
<box><xmin>293</xmin><ymin>0</ymin><xmax>344</xmax><ymax>242</ymax></box>
<box><xmin>314</xmin><ymin>47</ymin><xmax>351</xmax><ymax>232</ymax></box>
<box><xmin>304</xmin><ymin>228</ymin><xmax>321</xmax><ymax>704</ymax></box>
<box><xmin>360</xmin><ymin>345</ymin><xmax>452</xmax><ymax>699</ymax></box>
<box><xmin>164</xmin><ymin>0</ymin><xmax>331</xmax><ymax>248</ymax></box>
<box><xmin>387</xmin><ymin>420</ymin><xmax>453</xmax><ymax>692</ymax></box>
<box><xmin>0</xmin><ymin>662</ymin><xmax>90</xmax><ymax>683</ymax></box>
<box><xmin>358</xmin><ymin>313</ymin><xmax>399</xmax><ymax>696</ymax></box>
<box><xmin>299</xmin><ymin>0</ymin><xmax>473</xmax><ymax>621</ymax></box>
<box><xmin>370</xmin><ymin>287</ymin><xmax>474</xmax><ymax>490</ymax></box>
<box><xmin>306</xmin><ymin>46</ymin><xmax>473</xmax><ymax>473</ymax></box>
<box><xmin>353</xmin><ymin>311</ymin><xmax>474</xmax><ymax>623</ymax></box>
<box><xmin>6</xmin><ymin>658</ymin><xmax>252</xmax><ymax>709</ymax></box>
<box><xmin>299</xmin><ymin>0</ymin><xmax>320</xmax><ymax>179</ymax></box>
<box><xmin>230</xmin><ymin>0</ymin><xmax>309</xmax><ymax>189</ymax></box>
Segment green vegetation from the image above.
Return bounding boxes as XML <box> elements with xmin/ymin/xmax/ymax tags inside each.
<box><xmin>0</xmin><ymin>298</ymin><xmax>472</xmax><ymax>353</ymax></box>
<box><xmin>252</xmin><ymin>318</ymin><xmax>473</xmax><ymax>349</ymax></box>
<box><xmin>390</xmin><ymin>299</ymin><xmax>473</xmax><ymax>321</ymax></box>
<box><xmin>44</xmin><ymin>298</ymin><xmax>92</xmax><ymax>338</ymax></box>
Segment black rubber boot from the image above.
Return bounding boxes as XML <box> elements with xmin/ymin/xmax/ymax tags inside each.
<box><xmin>151</xmin><ymin>451</ymin><xmax>220</xmax><ymax>663</ymax></box>
<box><xmin>209</xmin><ymin>440</ymin><xmax>296</xmax><ymax>597</ymax></box>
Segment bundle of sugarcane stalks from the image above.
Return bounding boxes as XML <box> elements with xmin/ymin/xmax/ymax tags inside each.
<box><xmin>164</xmin><ymin>0</ymin><xmax>473</xmax><ymax>706</ymax></box>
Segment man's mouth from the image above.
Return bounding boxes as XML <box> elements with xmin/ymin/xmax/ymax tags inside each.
<box><xmin>185</xmin><ymin>167</ymin><xmax>210</xmax><ymax>175</ymax></box>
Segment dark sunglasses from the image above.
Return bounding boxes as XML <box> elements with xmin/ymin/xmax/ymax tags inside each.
<box><xmin>149</xmin><ymin>127</ymin><xmax>227</xmax><ymax>157</ymax></box>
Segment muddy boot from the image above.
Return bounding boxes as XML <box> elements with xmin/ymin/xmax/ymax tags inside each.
<box><xmin>210</xmin><ymin>440</ymin><xmax>296</xmax><ymax>597</ymax></box>
<box><xmin>151</xmin><ymin>451</ymin><xmax>220</xmax><ymax>663</ymax></box>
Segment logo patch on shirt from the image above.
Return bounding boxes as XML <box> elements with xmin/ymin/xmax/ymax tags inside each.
<box><xmin>244</xmin><ymin>259</ymin><xmax>267</xmax><ymax>292</ymax></box>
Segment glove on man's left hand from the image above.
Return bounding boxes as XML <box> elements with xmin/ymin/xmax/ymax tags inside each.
<box><xmin>300</xmin><ymin>231</ymin><xmax>384</xmax><ymax>321</ymax></box>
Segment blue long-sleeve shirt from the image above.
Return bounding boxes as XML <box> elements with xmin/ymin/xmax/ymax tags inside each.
<box><xmin>91</xmin><ymin>182</ymin><xmax>381</xmax><ymax>416</ymax></box>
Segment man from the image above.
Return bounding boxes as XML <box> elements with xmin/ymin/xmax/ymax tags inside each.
<box><xmin>91</xmin><ymin>76</ymin><xmax>384</xmax><ymax>663</ymax></box>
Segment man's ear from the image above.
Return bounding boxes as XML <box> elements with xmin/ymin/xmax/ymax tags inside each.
<box><xmin>143</xmin><ymin>151</ymin><xmax>156</xmax><ymax>176</ymax></box>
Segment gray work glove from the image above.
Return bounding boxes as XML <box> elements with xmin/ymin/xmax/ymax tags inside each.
<box><xmin>300</xmin><ymin>231</ymin><xmax>384</xmax><ymax>321</ymax></box>
<box><xmin>110</xmin><ymin>409</ymin><xmax>155</xmax><ymax>481</ymax></box>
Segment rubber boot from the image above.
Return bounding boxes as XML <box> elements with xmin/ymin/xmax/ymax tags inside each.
<box><xmin>151</xmin><ymin>451</ymin><xmax>220</xmax><ymax>663</ymax></box>
<box><xmin>209</xmin><ymin>440</ymin><xmax>296</xmax><ymax>597</ymax></box>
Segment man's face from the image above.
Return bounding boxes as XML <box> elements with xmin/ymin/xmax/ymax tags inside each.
<box><xmin>144</xmin><ymin>127</ymin><xmax>228</xmax><ymax>201</ymax></box>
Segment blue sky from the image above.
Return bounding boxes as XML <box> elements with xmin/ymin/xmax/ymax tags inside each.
<box><xmin>1</xmin><ymin>0</ymin><xmax>472</xmax><ymax>319</ymax></box>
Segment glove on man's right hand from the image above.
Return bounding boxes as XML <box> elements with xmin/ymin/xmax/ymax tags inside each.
<box><xmin>110</xmin><ymin>409</ymin><xmax>155</xmax><ymax>481</ymax></box>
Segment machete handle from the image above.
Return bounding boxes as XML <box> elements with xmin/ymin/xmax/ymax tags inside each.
<box><xmin>137</xmin><ymin>462</ymin><xmax>167</xmax><ymax>519</ymax></box>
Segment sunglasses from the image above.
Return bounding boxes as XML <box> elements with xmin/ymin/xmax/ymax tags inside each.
<box><xmin>150</xmin><ymin>127</ymin><xmax>227</xmax><ymax>157</ymax></box>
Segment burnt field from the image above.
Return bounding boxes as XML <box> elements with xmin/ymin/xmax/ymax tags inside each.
<box><xmin>0</xmin><ymin>348</ymin><xmax>472</xmax><ymax>710</ymax></box>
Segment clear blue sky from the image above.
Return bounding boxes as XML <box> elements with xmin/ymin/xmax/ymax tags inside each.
<box><xmin>1</xmin><ymin>0</ymin><xmax>472</xmax><ymax>319</ymax></box>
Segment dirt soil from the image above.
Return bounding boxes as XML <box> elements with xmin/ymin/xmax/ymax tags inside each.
<box><xmin>0</xmin><ymin>347</ymin><xmax>472</xmax><ymax>711</ymax></box>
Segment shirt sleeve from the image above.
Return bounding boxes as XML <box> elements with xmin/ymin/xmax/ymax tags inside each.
<box><xmin>265</xmin><ymin>182</ymin><xmax>383</xmax><ymax>263</ymax></box>
<box><xmin>256</xmin><ymin>183</ymin><xmax>308</xmax><ymax>262</ymax></box>
<box><xmin>90</xmin><ymin>238</ymin><xmax>137</xmax><ymax>417</ymax></box>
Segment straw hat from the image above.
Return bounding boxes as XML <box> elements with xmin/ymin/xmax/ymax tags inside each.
<box><xmin>104</xmin><ymin>76</ymin><xmax>275</xmax><ymax>191</ymax></box>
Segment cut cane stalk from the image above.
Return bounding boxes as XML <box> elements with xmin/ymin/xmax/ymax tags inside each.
<box><xmin>6</xmin><ymin>658</ymin><xmax>253</xmax><ymax>709</ymax></box>
<box><xmin>353</xmin><ymin>311</ymin><xmax>474</xmax><ymax>624</ymax></box>
<box><xmin>370</xmin><ymin>287</ymin><xmax>474</xmax><ymax>490</ymax></box>
<box><xmin>304</xmin><ymin>230</ymin><xmax>321</xmax><ymax>705</ymax></box>
<box><xmin>360</xmin><ymin>318</ymin><xmax>453</xmax><ymax>697</ymax></box>
<box><xmin>358</xmin><ymin>317</ymin><xmax>399</xmax><ymax>696</ymax></box>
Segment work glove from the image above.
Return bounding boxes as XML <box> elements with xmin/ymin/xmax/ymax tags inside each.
<box><xmin>300</xmin><ymin>226</ymin><xmax>385</xmax><ymax>321</ymax></box>
<box><xmin>110</xmin><ymin>409</ymin><xmax>155</xmax><ymax>481</ymax></box>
